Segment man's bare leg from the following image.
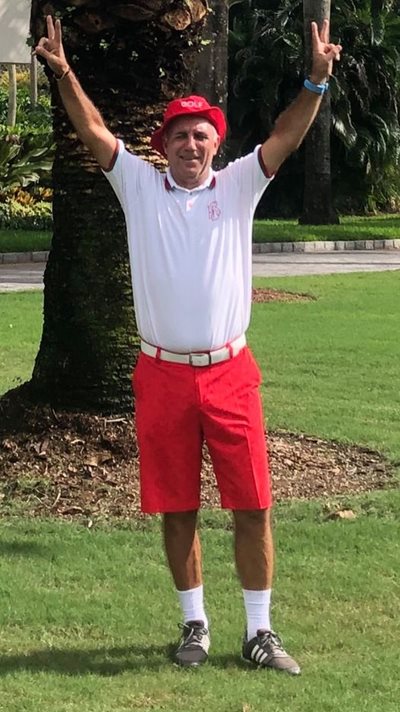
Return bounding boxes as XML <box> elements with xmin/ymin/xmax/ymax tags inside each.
<box><xmin>233</xmin><ymin>509</ymin><xmax>273</xmax><ymax>590</ymax></box>
<box><xmin>163</xmin><ymin>510</ymin><xmax>209</xmax><ymax>667</ymax></box>
<box><xmin>233</xmin><ymin>508</ymin><xmax>300</xmax><ymax>674</ymax></box>
<box><xmin>163</xmin><ymin>510</ymin><xmax>202</xmax><ymax>590</ymax></box>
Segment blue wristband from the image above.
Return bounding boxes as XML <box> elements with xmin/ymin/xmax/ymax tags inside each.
<box><xmin>304</xmin><ymin>78</ymin><xmax>329</xmax><ymax>95</ymax></box>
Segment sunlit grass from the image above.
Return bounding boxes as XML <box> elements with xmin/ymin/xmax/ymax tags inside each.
<box><xmin>0</xmin><ymin>292</ymin><xmax>43</xmax><ymax>393</ymax></box>
<box><xmin>1</xmin><ymin>275</ymin><xmax>399</xmax><ymax>710</ymax></box>
<box><xmin>250</xmin><ymin>271</ymin><xmax>400</xmax><ymax>460</ymax></box>
<box><xmin>253</xmin><ymin>213</ymin><xmax>400</xmax><ymax>242</ymax></box>
<box><xmin>0</xmin><ymin>229</ymin><xmax>51</xmax><ymax>253</ymax></box>
<box><xmin>1</xmin><ymin>273</ymin><xmax>400</xmax><ymax>463</ymax></box>
<box><xmin>0</xmin><ymin>490</ymin><xmax>399</xmax><ymax>711</ymax></box>
<box><xmin>2</xmin><ymin>214</ymin><xmax>400</xmax><ymax>254</ymax></box>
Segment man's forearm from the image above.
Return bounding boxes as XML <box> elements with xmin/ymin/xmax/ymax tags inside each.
<box><xmin>56</xmin><ymin>69</ymin><xmax>106</xmax><ymax>146</ymax></box>
<box><xmin>272</xmin><ymin>87</ymin><xmax>323</xmax><ymax>153</ymax></box>
<box><xmin>261</xmin><ymin>85</ymin><xmax>326</xmax><ymax>175</ymax></box>
<box><xmin>54</xmin><ymin>68</ymin><xmax>117</xmax><ymax>169</ymax></box>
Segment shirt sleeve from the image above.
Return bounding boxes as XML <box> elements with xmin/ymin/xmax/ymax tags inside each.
<box><xmin>101</xmin><ymin>139</ymin><xmax>148</xmax><ymax>213</ymax></box>
<box><xmin>221</xmin><ymin>146</ymin><xmax>274</xmax><ymax>213</ymax></box>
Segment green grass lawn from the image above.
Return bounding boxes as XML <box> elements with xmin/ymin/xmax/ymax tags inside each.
<box><xmin>0</xmin><ymin>229</ymin><xmax>51</xmax><ymax>253</ymax></box>
<box><xmin>0</xmin><ymin>292</ymin><xmax>43</xmax><ymax>394</ymax></box>
<box><xmin>2</xmin><ymin>272</ymin><xmax>400</xmax><ymax>461</ymax></box>
<box><xmin>253</xmin><ymin>213</ymin><xmax>400</xmax><ymax>242</ymax></box>
<box><xmin>0</xmin><ymin>490</ymin><xmax>399</xmax><ymax>712</ymax></box>
<box><xmin>1</xmin><ymin>277</ymin><xmax>400</xmax><ymax>710</ymax></box>
<box><xmin>251</xmin><ymin>271</ymin><xmax>400</xmax><ymax>461</ymax></box>
<box><xmin>1</xmin><ymin>214</ymin><xmax>400</xmax><ymax>253</ymax></box>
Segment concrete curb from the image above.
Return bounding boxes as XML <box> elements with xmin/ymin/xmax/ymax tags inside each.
<box><xmin>0</xmin><ymin>251</ymin><xmax>50</xmax><ymax>264</ymax></box>
<box><xmin>252</xmin><ymin>239</ymin><xmax>400</xmax><ymax>254</ymax></box>
<box><xmin>1</xmin><ymin>239</ymin><xmax>400</xmax><ymax>264</ymax></box>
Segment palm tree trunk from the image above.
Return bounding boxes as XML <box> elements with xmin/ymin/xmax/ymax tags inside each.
<box><xmin>191</xmin><ymin>0</ymin><xmax>228</xmax><ymax>167</ymax></box>
<box><xmin>299</xmin><ymin>0</ymin><xmax>339</xmax><ymax>225</ymax></box>
<box><xmin>31</xmin><ymin>107</ymin><xmax>139</xmax><ymax>413</ymax></box>
<box><xmin>28</xmin><ymin>0</ymin><xmax>209</xmax><ymax>412</ymax></box>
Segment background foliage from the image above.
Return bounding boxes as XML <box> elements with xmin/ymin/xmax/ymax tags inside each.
<box><xmin>228</xmin><ymin>0</ymin><xmax>400</xmax><ymax>216</ymax></box>
<box><xmin>0</xmin><ymin>67</ymin><xmax>52</xmax><ymax>131</ymax></box>
<box><xmin>2</xmin><ymin>2</ymin><xmax>400</xmax><ymax>223</ymax></box>
<box><xmin>0</xmin><ymin>67</ymin><xmax>53</xmax><ymax>229</ymax></box>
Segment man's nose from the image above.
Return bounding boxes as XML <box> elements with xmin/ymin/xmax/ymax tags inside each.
<box><xmin>184</xmin><ymin>134</ymin><xmax>197</xmax><ymax>149</ymax></box>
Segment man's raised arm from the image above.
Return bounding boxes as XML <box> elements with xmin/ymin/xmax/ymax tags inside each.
<box><xmin>35</xmin><ymin>15</ymin><xmax>117</xmax><ymax>171</ymax></box>
<box><xmin>261</xmin><ymin>19</ymin><xmax>342</xmax><ymax>176</ymax></box>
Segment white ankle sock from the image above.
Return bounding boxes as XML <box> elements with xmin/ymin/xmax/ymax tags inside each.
<box><xmin>242</xmin><ymin>588</ymin><xmax>271</xmax><ymax>640</ymax></box>
<box><xmin>177</xmin><ymin>585</ymin><xmax>208</xmax><ymax>629</ymax></box>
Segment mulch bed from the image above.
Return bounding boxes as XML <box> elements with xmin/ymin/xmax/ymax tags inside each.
<box><xmin>252</xmin><ymin>287</ymin><xmax>315</xmax><ymax>303</ymax></box>
<box><xmin>0</xmin><ymin>388</ymin><xmax>394</xmax><ymax>521</ymax></box>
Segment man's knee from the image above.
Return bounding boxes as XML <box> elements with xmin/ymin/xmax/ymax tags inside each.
<box><xmin>233</xmin><ymin>508</ymin><xmax>271</xmax><ymax>533</ymax></box>
<box><xmin>163</xmin><ymin>510</ymin><xmax>198</xmax><ymax>535</ymax></box>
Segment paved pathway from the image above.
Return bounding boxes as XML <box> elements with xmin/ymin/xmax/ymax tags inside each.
<box><xmin>252</xmin><ymin>250</ymin><xmax>400</xmax><ymax>277</ymax></box>
<box><xmin>0</xmin><ymin>263</ymin><xmax>45</xmax><ymax>292</ymax></box>
<box><xmin>1</xmin><ymin>250</ymin><xmax>400</xmax><ymax>292</ymax></box>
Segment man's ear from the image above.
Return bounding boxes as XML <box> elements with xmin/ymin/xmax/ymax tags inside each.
<box><xmin>162</xmin><ymin>132</ymin><xmax>168</xmax><ymax>155</ymax></box>
<box><xmin>213</xmin><ymin>135</ymin><xmax>221</xmax><ymax>155</ymax></box>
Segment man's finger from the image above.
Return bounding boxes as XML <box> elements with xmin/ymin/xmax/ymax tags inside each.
<box><xmin>325</xmin><ymin>42</ymin><xmax>342</xmax><ymax>56</ymax></box>
<box><xmin>320</xmin><ymin>18</ymin><xmax>330</xmax><ymax>45</ymax></box>
<box><xmin>54</xmin><ymin>18</ymin><xmax>62</xmax><ymax>45</ymax></box>
<box><xmin>46</xmin><ymin>15</ymin><xmax>55</xmax><ymax>41</ymax></box>
<box><xmin>325</xmin><ymin>46</ymin><xmax>342</xmax><ymax>63</ymax></box>
<box><xmin>310</xmin><ymin>21</ymin><xmax>320</xmax><ymax>45</ymax></box>
<box><xmin>35</xmin><ymin>45</ymin><xmax>52</xmax><ymax>61</ymax></box>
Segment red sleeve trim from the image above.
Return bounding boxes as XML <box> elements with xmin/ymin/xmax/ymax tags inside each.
<box><xmin>257</xmin><ymin>146</ymin><xmax>275</xmax><ymax>179</ymax></box>
<box><xmin>102</xmin><ymin>139</ymin><xmax>120</xmax><ymax>173</ymax></box>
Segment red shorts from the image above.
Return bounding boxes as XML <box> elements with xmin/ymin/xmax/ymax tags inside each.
<box><xmin>132</xmin><ymin>346</ymin><xmax>272</xmax><ymax>514</ymax></box>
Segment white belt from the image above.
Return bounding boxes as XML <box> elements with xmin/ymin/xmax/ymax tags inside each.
<box><xmin>140</xmin><ymin>334</ymin><xmax>246</xmax><ymax>367</ymax></box>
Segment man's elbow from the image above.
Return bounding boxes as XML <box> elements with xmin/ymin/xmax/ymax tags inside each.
<box><xmin>76</xmin><ymin>124</ymin><xmax>104</xmax><ymax>153</ymax></box>
<box><xmin>271</xmin><ymin>130</ymin><xmax>301</xmax><ymax>162</ymax></box>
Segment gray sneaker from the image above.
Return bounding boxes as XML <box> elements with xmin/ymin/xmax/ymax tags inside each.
<box><xmin>242</xmin><ymin>629</ymin><xmax>301</xmax><ymax>675</ymax></box>
<box><xmin>175</xmin><ymin>620</ymin><xmax>210</xmax><ymax>667</ymax></box>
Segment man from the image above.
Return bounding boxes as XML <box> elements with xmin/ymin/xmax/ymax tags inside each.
<box><xmin>36</xmin><ymin>16</ymin><xmax>341</xmax><ymax>674</ymax></box>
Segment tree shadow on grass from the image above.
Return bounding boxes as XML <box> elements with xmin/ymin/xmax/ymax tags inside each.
<box><xmin>0</xmin><ymin>645</ymin><xmax>250</xmax><ymax>676</ymax></box>
<box><xmin>164</xmin><ymin>645</ymin><xmax>244</xmax><ymax>671</ymax></box>
<box><xmin>0</xmin><ymin>540</ymin><xmax>50</xmax><ymax>558</ymax></box>
<box><xmin>0</xmin><ymin>643</ymin><xmax>170</xmax><ymax>676</ymax></box>
<box><xmin>208</xmin><ymin>652</ymin><xmax>246</xmax><ymax>670</ymax></box>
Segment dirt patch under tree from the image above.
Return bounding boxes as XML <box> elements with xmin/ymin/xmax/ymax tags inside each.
<box><xmin>0</xmin><ymin>387</ymin><xmax>394</xmax><ymax>521</ymax></box>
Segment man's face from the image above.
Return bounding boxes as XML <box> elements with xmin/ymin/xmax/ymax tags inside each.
<box><xmin>162</xmin><ymin>115</ymin><xmax>220</xmax><ymax>189</ymax></box>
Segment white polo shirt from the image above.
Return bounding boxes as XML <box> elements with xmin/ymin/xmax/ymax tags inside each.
<box><xmin>104</xmin><ymin>141</ymin><xmax>273</xmax><ymax>352</ymax></box>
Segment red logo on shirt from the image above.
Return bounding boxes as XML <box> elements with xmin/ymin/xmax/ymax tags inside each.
<box><xmin>208</xmin><ymin>201</ymin><xmax>221</xmax><ymax>221</ymax></box>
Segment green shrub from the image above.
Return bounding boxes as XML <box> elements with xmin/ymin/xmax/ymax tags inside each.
<box><xmin>0</xmin><ymin>128</ymin><xmax>54</xmax><ymax>192</ymax></box>
<box><xmin>0</xmin><ymin>69</ymin><xmax>52</xmax><ymax>132</ymax></box>
<box><xmin>0</xmin><ymin>198</ymin><xmax>52</xmax><ymax>230</ymax></box>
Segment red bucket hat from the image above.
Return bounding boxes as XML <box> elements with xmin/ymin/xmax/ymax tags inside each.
<box><xmin>150</xmin><ymin>95</ymin><xmax>227</xmax><ymax>158</ymax></box>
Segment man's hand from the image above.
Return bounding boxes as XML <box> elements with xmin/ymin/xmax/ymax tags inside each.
<box><xmin>35</xmin><ymin>15</ymin><xmax>69</xmax><ymax>78</ymax></box>
<box><xmin>260</xmin><ymin>19</ymin><xmax>343</xmax><ymax>176</ymax></box>
<box><xmin>309</xmin><ymin>19</ymin><xmax>342</xmax><ymax>84</ymax></box>
<box><xmin>34</xmin><ymin>14</ymin><xmax>117</xmax><ymax>170</ymax></box>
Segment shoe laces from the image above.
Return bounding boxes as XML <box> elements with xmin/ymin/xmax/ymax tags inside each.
<box><xmin>257</xmin><ymin>630</ymin><xmax>284</xmax><ymax>652</ymax></box>
<box><xmin>179</xmin><ymin>621</ymin><xmax>207</xmax><ymax>646</ymax></box>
